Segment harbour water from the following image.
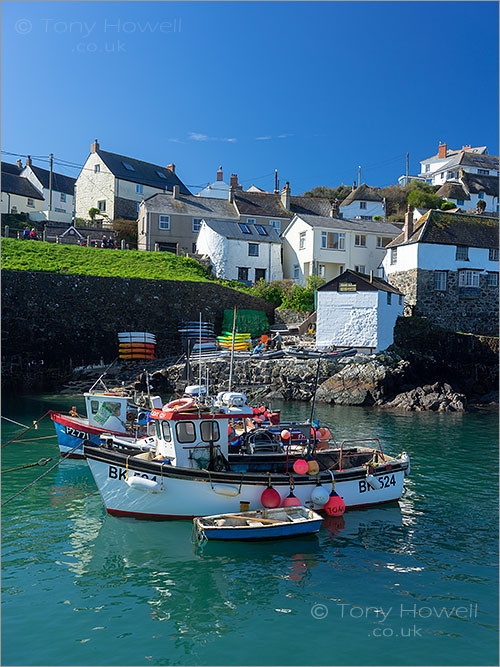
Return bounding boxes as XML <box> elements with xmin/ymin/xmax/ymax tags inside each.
<box><xmin>1</xmin><ymin>394</ymin><xmax>498</xmax><ymax>666</ymax></box>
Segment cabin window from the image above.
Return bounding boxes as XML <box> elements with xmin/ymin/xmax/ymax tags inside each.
<box><xmin>90</xmin><ymin>400</ymin><xmax>100</xmax><ymax>414</ymax></box>
<box><xmin>200</xmin><ymin>420</ymin><xmax>220</xmax><ymax>442</ymax></box>
<box><xmin>176</xmin><ymin>421</ymin><xmax>196</xmax><ymax>443</ymax></box>
<box><xmin>161</xmin><ymin>421</ymin><xmax>172</xmax><ymax>442</ymax></box>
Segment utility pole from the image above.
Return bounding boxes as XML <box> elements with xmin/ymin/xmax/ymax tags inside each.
<box><xmin>358</xmin><ymin>165</ymin><xmax>361</xmax><ymax>187</ymax></box>
<box><xmin>49</xmin><ymin>153</ymin><xmax>54</xmax><ymax>211</ymax></box>
<box><xmin>406</xmin><ymin>152</ymin><xmax>409</xmax><ymax>184</ymax></box>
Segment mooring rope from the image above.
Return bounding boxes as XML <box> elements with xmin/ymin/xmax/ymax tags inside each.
<box><xmin>1</xmin><ymin>457</ymin><xmax>55</xmax><ymax>474</ymax></box>
<box><xmin>1</xmin><ymin>441</ymin><xmax>83</xmax><ymax>506</ymax></box>
<box><xmin>12</xmin><ymin>435</ymin><xmax>57</xmax><ymax>443</ymax></box>
<box><xmin>1</xmin><ymin>411</ymin><xmax>51</xmax><ymax>449</ymax></box>
<box><xmin>1</xmin><ymin>416</ymin><xmax>31</xmax><ymax>429</ymax></box>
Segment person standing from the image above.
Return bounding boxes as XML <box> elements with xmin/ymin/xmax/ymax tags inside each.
<box><xmin>29</xmin><ymin>228</ymin><xmax>38</xmax><ymax>240</ymax></box>
<box><xmin>23</xmin><ymin>226</ymin><xmax>31</xmax><ymax>240</ymax></box>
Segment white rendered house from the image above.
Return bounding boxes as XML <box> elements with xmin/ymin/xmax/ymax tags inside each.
<box><xmin>339</xmin><ymin>184</ymin><xmax>385</xmax><ymax>220</ymax></box>
<box><xmin>196</xmin><ymin>219</ymin><xmax>282</xmax><ymax>284</ymax></box>
<box><xmin>21</xmin><ymin>157</ymin><xmax>76</xmax><ymax>223</ymax></box>
<box><xmin>315</xmin><ymin>270</ymin><xmax>404</xmax><ymax>353</ymax></box>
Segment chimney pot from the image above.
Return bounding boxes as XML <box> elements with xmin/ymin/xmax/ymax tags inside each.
<box><xmin>404</xmin><ymin>204</ymin><xmax>414</xmax><ymax>242</ymax></box>
<box><xmin>217</xmin><ymin>166</ymin><xmax>223</xmax><ymax>181</ymax></box>
<box><xmin>370</xmin><ymin>270</ymin><xmax>374</xmax><ymax>283</ymax></box>
<box><xmin>167</xmin><ymin>163</ymin><xmax>175</xmax><ymax>173</ymax></box>
<box><xmin>16</xmin><ymin>159</ymin><xmax>23</xmax><ymax>168</ymax></box>
<box><xmin>280</xmin><ymin>181</ymin><xmax>291</xmax><ymax>210</ymax></box>
<box><xmin>91</xmin><ymin>139</ymin><xmax>99</xmax><ymax>153</ymax></box>
<box><xmin>230</xmin><ymin>173</ymin><xmax>239</xmax><ymax>188</ymax></box>
<box><xmin>353</xmin><ymin>181</ymin><xmax>357</xmax><ymax>190</ymax></box>
<box><xmin>26</xmin><ymin>155</ymin><xmax>32</xmax><ymax>167</ymax></box>
<box><xmin>438</xmin><ymin>142</ymin><xmax>447</xmax><ymax>159</ymax></box>
<box><xmin>172</xmin><ymin>184</ymin><xmax>180</xmax><ymax>199</ymax></box>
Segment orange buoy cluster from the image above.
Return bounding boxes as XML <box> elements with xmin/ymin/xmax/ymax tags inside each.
<box><xmin>118</xmin><ymin>331</ymin><xmax>156</xmax><ymax>360</ymax></box>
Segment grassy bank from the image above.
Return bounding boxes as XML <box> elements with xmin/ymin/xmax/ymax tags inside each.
<box><xmin>1</xmin><ymin>238</ymin><xmax>215</xmax><ymax>282</ymax></box>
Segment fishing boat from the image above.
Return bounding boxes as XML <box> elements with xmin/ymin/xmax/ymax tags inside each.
<box><xmin>50</xmin><ymin>374</ymin><xmax>162</xmax><ymax>459</ymax></box>
<box><xmin>83</xmin><ymin>389</ymin><xmax>410</xmax><ymax>519</ymax></box>
<box><xmin>193</xmin><ymin>506</ymin><xmax>323</xmax><ymax>541</ymax></box>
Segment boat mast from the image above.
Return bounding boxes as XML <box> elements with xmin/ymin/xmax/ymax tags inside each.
<box><xmin>309</xmin><ymin>358</ymin><xmax>322</xmax><ymax>425</ymax></box>
<box><xmin>199</xmin><ymin>311</ymin><xmax>202</xmax><ymax>391</ymax></box>
<box><xmin>228</xmin><ymin>305</ymin><xmax>237</xmax><ymax>392</ymax></box>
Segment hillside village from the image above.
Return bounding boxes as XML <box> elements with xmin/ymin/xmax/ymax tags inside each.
<box><xmin>2</xmin><ymin>140</ymin><xmax>499</xmax><ymax>343</ymax></box>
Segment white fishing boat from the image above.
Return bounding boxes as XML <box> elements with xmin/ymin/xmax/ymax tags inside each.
<box><xmin>193</xmin><ymin>506</ymin><xmax>323</xmax><ymax>541</ymax></box>
<box><xmin>84</xmin><ymin>389</ymin><xmax>410</xmax><ymax>520</ymax></box>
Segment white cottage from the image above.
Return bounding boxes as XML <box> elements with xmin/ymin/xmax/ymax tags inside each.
<box><xmin>315</xmin><ymin>270</ymin><xmax>404</xmax><ymax>353</ymax></box>
<box><xmin>21</xmin><ymin>157</ymin><xmax>76</xmax><ymax>223</ymax></box>
<box><xmin>339</xmin><ymin>183</ymin><xmax>385</xmax><ymax>221</ymax></box>
<box><xmin>196</xmin><ymin>219</ymin><xmax>282</xmax><ymax>284</ymax></box>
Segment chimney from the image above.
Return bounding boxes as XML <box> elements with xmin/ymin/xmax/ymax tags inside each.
<box><xmin>91</xmin><ymin>139</ymin><xmax>99</xmax><ymax>153</ymax></box>
<box><xmin>369</xmin><ymin>270</ymin><xmax>374</xmax><ymax>283</ymax></box>
<box><xmin>438</xmin><ymin>142</ymin><xmax>447</xmax><ymax>159</ymax></box>
<box><xmin>167</xmin><ymin>163</ymin><xmax>175</xmax><ymax>173</ymax></box>
<box><xmin>217</xmin><ymin>166</ymin><xmax>223</xmax><ymax>181</ymax></box>
<box><xmin>280</xmin><ymin>181</ymin><xmax>291</xmax><ymax>210</ymax></box>
<box><xmin>462</xmin><ymin>144</ymin><xmax>471</xmax><ymax>150</ymax></box>
<box><xmin>228</xmin><ymin>186</ymin><xmax>234</xmax><ymax>203</ymax></box>
<box><xmin>16</xmin><ymin>159</ymin><xmax>23</xmax><ymax>169</ymax></box>
<box><xmin>404</xmin><ymin>204</ymin><xmax>413</xmax><ymax>242</ymax></box>
<box><xmin>172</xmin><ymin>184</ymin><xmax>179</xmax><ymax>199</ymax></box>
<box><xmin>274</xmin><ymin>169</ymin><xmax>279</xmax><ymax>194</ymax></box>
<box><xmin>352</xmin><ymin>181</ymin><xmax>357</xmax><ymax>191</ymax></box>
<box><xmin>230</xmin><ymin>173</ymin><xmax>239</xmax><ymax>188</ymax></box>
<box><xmin>26</xmin><ymin>155</ymin><xmax>32</xmax><ymax>167</ymax></box>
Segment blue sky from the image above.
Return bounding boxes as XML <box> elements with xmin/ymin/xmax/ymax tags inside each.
<box><xmin>2</xmin><ymin>1</ymin><xmax>498</xmax><ymax>194</ymax></box>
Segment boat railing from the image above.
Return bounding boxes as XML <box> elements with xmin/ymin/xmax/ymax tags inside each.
<box><xmin>338</xmin><ymin>439</ymin><xmax>384</xmax><ymax>472</ymax></box>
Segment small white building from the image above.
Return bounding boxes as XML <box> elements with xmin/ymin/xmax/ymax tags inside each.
<box><xmin>196</xmin><ymin>219</ymin><xmax>282</xmax><ymax>284</ymax></box>
<box><xmin>419</xmin><ymin>142</ymin><xmax>498</xmax><ymax>186</ymax></box>
<box><xmin>315</xmin><ymin>270</ymin><xmax>404</xmax><ymax>353</ymax></box>
<box><xmin>436</xmin><ymin>171</ymin><xmax>498</xmax><ymax>213</ymax></box>
<box><xmin>196</xmin><ymin>167</ymin><xmax>234</xmax><ymax>199</ymax></box>
<box><xmin>339</xmin><ymin>183</ymin><xmax>385</xmax><ymax>220</ymax></box>
<box><xmin>21</xmin><ymin>157</ymin><xmax>76</xmax><ymax>223</ymax></box>
<box><xmin>1</xmin><ymin>162</ymin><xmax>45</xmax><ymax>215</ymax></box>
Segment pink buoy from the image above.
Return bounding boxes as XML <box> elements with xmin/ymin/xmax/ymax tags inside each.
<box><xmin>261</xmin><ymin>486</ymin><xmax>281</xmax><ymax>508</ymax></box>
<box><xmin>282</xmin><ymin>492</ymin><xmax>302</xmax><ymax>507</ymax></box>
<box><xmin>281</xmin><ymin>429</ymin><xmax>291</xmax><ymax>441</ymax></box>
<box><xmin>324</xmin><ymin>490</ymin><xmax>345</xmax><ymax>516</ymax></box>
<box><xmin>318</xmin><ymin>427</ymin><xmax>330</xmax><ymax>441</ymax></box>
<box><xmin>293</xmin><ymin>459</ymin><xmax>309</xmax><ymax>475</ymax></box>
<box><xmin>307</xmin><ymin>460</ymin><xmax>320</xmax><ymax>476</ymax></box>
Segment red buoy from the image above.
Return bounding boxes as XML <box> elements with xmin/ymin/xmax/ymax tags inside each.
<box><xmin>324</xmin><ymin>490</ymin><xmax>345</xmax><ymax>516</ymax></box>
<box><xmin>261</xmin><ymin>486</ymin><xmax>281</xmax><ymax>508</ymax></box>
<box><xmin>282</xmin><ymin>492</ymin><xmax>302</xmax><ymax>507</ymax></box>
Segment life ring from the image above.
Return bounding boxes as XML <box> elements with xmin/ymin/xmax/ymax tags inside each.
<box><xmin>164</xmin><ymin>397</ymin><xmax>195</xmax><ymax>412</ymax></box>
<box><xmin>126</xmin><ymin>411</ymin><xmax>135</xmax><ymax>422</ymax></box>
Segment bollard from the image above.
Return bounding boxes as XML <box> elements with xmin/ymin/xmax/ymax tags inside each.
<box><xmin>154</xmin><ymin>243</ymin><xmax>159</xmax><ymax>252</ymax></box>
<box><xmin>4</xmin><ymin>225</ymin><xmax>9</xmax><ymax>238</ymax></box>
<box><xmin>56</xmin><ymin>235</ymin><xmax>60</xmax><ymax>244</ymax></box>
<box><xmin>42</xmin><ymin>229</ymin><xmax>47</xmax><ymax>242</ymax></box>
<box><xmin>17</xmin><ymin>231</ymin><xmax>21</xmax><ymax>239</ymax></box>
<box><xmin>121</xmin><ymin>239</ymin><xmax>126</xmax><ymax>250</ymax></box>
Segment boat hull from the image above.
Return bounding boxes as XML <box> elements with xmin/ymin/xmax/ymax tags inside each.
<box><xmin>85</xmin><ymin>445</ymin><xmax>408</xmax><ymax>520</ymax></box>
<box><xmin>199</xmin><ymin>520</ymin><xmax>322</xmax><ymax>541</ymax></box>
<box><xmin>50</xmin><ymin>412</ymin><xmax>128</xmax><ymax>459</ymax></box>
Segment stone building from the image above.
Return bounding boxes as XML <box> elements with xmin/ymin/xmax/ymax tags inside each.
<box><xmin>382</xmin><ymin>208</ymin><xmax>499</xmax><ymax>336</ymax></box>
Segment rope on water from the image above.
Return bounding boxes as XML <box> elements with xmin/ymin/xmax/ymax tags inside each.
<box><xmin>1</xmin><ymin>441</ymin><xmax>83</xmax><ymax>506</ymax></box>
<box><xmin>1</xmin><ymin>457</ymin><xmax>55</xmax><ymax>474</ymax></box>
<box><xmin>1</xmin><ymin>411</ymin><xmax>51</xmax><ymax>449</ymax></box>
<box><xmin>1</xmin><ymin>416</ymin><xmax>31</xmax><ymax>429</ymax></box>
<box><xmin>13</xmin><ymin>435</ymin><xmax>57</xmax><ymax>443</ymax></box>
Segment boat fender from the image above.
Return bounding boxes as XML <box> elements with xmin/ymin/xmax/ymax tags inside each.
<box><xmin>401</xmin><ymin>451</ymin><xmax>410</xmax><ymax>475</ymax></box>
<box><xmin>366</xmin><ymin>474</ymin><xmax>383</xmax><ymax>490</ymax></box>
<box><xmin>126</xmin><ymin>411</ymin><xmax>135</xmax><ymax>422</ymax></box>
<box><xmin>126</xmin><ymin>475</ymin><xmax>160</xmax><ymax>493</ymax></box>
<box><xmin>212</xmin><ymin>484</ymin><xmax>240</xmax><ymax>497</ymax></box>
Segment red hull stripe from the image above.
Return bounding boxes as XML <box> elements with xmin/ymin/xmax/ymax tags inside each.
<box><xmin>105</xmin><ymin>497</ymin><xmax>400</xmax><ymax>521</ymax></box>
<box><xmin>50</xmin><ymin>411</ymin><xmax>126</xmax><ymax>436</ymax></box>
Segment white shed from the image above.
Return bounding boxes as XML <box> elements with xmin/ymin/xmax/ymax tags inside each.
<box><xmin>315</xmin><ymin>270</ymin><xmax>404</xmax><ymax>353</ymax></box>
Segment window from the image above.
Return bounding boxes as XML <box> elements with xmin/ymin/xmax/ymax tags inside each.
<box><xmin>360</xmin><ymin>215</ymin><xmax>373</xmax><ymax>221</ymax></box>
<box><xmin>239</xmin><ymin>223</ymin><xmax>252</xmax><ymax>234</ymax></box>
<box><xmin>247</xmin><ymin>218</ymin><xmax>256</xmax><ymax>225</ymax></box>
<box><xmin>399</xmin><ymin>295</ymin><xmax>403</xmax><ymax>305</ymax></box>
<box><xmin>192</xmin><ymin>243</ymin><xmax>197</xmax><ymax>253</ymax></box>
<box><xmin>360</xmin><ymin>201</ymin><xmax>367</xmax><ymax>209</ymax></box>
<box><xmin>200</xmin><ymin>420</ymin><xmax>220</xmax><ymax>442</ymax></box>
<box><xmin>456</xmin><ymin>245</ymin><xmax>469</xmax><ymax>261</ymax></box>
<box><xmin>377</xmin><ymin>237</ymin><xmax>391</xmax><ymax>248</ymax></box>
<box><xmin>238</xmin><ymin>267</ymin><xmax>249</xmax><ymax>282</ymax></box>
<box><xmin>487</xmin><ymin>272</ymin><xmax>498</xmax><ymax>287</ymax></box>
<box><xmin>425</xmin><ymin>164</ymin><xmax>430</xmax><ymax>173</ymax></box>
<box><xmin>478</xmin><ymin>169</ymin><xmax>490</xmax><ymax>175</ymax></box>
<box><xmin>176</xmin><ymin>421</ymin><xmax>196</xmax><ymax>443</ymax></box>
<box><xmin>27</xmin><ymin>198</ymin><xmax>35</xmax><ymax>207</ymax></box>
<box><xmin>269</xmin><ymin>220</ymin><xmax>281</xmax><ymax>231</ymax></box>
<box><xmin>299</xmin><ymin>232</ymin><xmax>306</xmax><ymax>249</ymax></box>
<box><xmin>390</xmin><ymin>248</ymin><xmax>397</xmax><ymax>265</ymax></box>
<box><xmin>156</xmin><ymin>170</ymin><xmax>167</xmax><ymax>179</ymax></box>
<box><xmin>459</xmin><ymin>270</ymin><xmax>480</xmax><ymax>287</ymax></box>
<box><xmin>94</xmin><ymin>164</ymin><xmax>100</xmax><ymax>173</ymax></box>
<box><xmin>136</xmin><ymin>184</ymin><xmax>143</xmax><ymax>194</ymax></box>
<box><xmin>318</xmin><ymin>264</ymin><xmax>326</xmax><ymax>278</ymax></box>
<box><xmin>192</xmin><ymin>218</ymin><xmax>202</xmax><ymax>233</ymax></box>
<box><xmin>489</xmin><ymin>248</ymin><xmax>499</xmax><ymax>261</ymax></box>
<box><xmin>161</xmin><ymin>421</ymin><xmax>171</xmax><ymax>442</ymax></box>
<box><xmin>387</xmin><ymin>292</ymin><xmax>392</xmax><ymax>305</ymax></box>
<box><xmin>255</xmin><ymin>268</ymin><xmax>266</xmax><ymax>282</ymax></box>
<box><xmin>354</xmin><ymin>234</ymin><xmax>366</xmax><ymax>247</ymax></box>
<box><xmin>338</xmin><ymin>265</ymin><xmax>344</xmax><ymax>274</ymax></box>
<box><xmin>355</xmin><ymin>265</ymin><xmax>365</xmax><ymax>274</ymax></box>
<box><xmin>137</xmin><ymin>202</ymin><xmax>140</xmax><ymax>213</ymax></box>
<box><xmin>293</xmin><ymin>265</ymin><xmax>299</xmax><ymax>279</ymax></box>
<box><xmin>255</xmin><ymin>225</ymin><xmax>268</xmax><ymax>236</ymax></box>
<box><xmin>55</xmin><ymin>207</ymin><xmax>65</xmax><ymax>213</ymax></box>
<box><xmin>457</xmin><ymin>199</ymin><xmax>465</xmax><ymax>206</ymax></box>
<box><xmin>248</xmin><ymin>243</ymin><xmax>259</xmax><ymax>257</ymax></box>
<box><xmin>434</xmin><ymin>271</ymin><xmax>447</xmax><ymax>291</ymax></box>
<box><xmin>122</xmin><ymin>162</ymin><xmax>135</xmax><ymax>171</ymax></box>
<box><xmin>159</xmin><ymin>215</ymin><xmax>170</xmax><ymax>230</ymax></box>
<box><xmin>60</xmin><ymin>193</ymin><xmax>66</xmax><ymax>202</ymax></box>
<box><xmin>321</xmin><ymin>231</ymin><xmax>345</xmax><ymax>250</ymax></box>
<box><xmin>478</xmin><ymin>192</ymin><xmax>484</xmax><ymax>200</ymax></box>
<box><xmin>97</xmin><ymin>200</ymin><xmax>106</xmax><ymax>212</ymax></box>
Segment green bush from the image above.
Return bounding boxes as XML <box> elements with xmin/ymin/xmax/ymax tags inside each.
<box><xmin>245</xmin><ymin>275</ymin><xmax>325</xmax><ymax>311</ymax></box>
<box><xmin>440</xmin><ymin>200</ymin><xmax>456</xmax><ymax>211</ymax></box>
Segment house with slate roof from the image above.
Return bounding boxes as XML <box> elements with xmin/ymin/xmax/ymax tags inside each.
<box><xmin>418</xmin><ymin>142</ymin><xmax>499</xmax><ymax>186</ymax></box>
<box><xmin>21</xmin><ymin>156</ymin><xmax>76</xmax><ymax>223</ymax></box>
<box><xmin>315</xmin><ymin>269</ymin><xmax>404</xmax><ymax>353</ymax></box>
<box><xmin>436</xmin><ymin>171</ymin><xmax>499</xmax><ymax>213</ymax></box>
<box><xmin>74</xmin><ymin>140</ymin><xmax>191</xmax><ymax>222</ymax></box>
<box><xmin>196</xmin><ymin>219</ymin><xmax>282</xmax><ymax>284</ymax></box>
<box><xmin>196</xmin><ymin>166</ymin><xmax>237</xmax><ymax>200</ymax></box>
<box><xmin>382</xmin><ymin>208</ymin><xmax>499</xmax><ymax>336</ymax></box>
<box><xmin>1</xmin><ymin>162</ymin><xmax>45</xmax><ymax>216</ymax></box>
<box><xmin>282</xmin><ymin>213</ymin><xmax>400</xmax><ymax>285</ymax></box>
<box><xmin>339</xmin><ymin>183</ymin><xmax>385</xmax><ymax>221</ymax></box>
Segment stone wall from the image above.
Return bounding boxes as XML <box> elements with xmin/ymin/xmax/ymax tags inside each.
<box><xmin>1</xmin><ymin>271</ymin><xmax>275</xmax><ymax>386</ymax></box>
<box><xmin>388</xmin><ymin>268</ymin><xmax>499</xmax><ymax>335</ymax></box>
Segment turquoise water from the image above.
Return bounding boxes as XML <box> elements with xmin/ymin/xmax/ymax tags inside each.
<box><xmin>1</xmin><ymin>394</ymin><xmax>498</xmax><ymax>666</ymax></box>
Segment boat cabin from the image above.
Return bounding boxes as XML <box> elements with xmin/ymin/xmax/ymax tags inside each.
<box><xmin>85</xmin><ymin>391</ymin><xmax>162</xmax><ymax>432</ymax></box>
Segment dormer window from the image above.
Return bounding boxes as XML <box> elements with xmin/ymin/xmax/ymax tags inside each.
<box><xmin>255</xmin><ymin>225</ymin><xmax>268</xmax><ymax>236</ymax></box>
<box><xmin>239</xmin><ymin>223</ymin><xmax>252</xmax><ymax>234</ymax></box>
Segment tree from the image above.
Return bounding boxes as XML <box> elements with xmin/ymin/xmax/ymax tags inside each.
<box><xmin>88</xmin><ymin>207</ymin><xmax>100</xmax><ymax>221</ymax></box>
<box><xmin>303</xmin><ymin>185</ymin><xmax>353</xmax><ymax>202</ymax></box>
<box><xmin>112</xmin><ymin>219</ymin><xmax>138</xmax><ymax>246</ymax></box>
<box><xmin>407</xmin><ymin>189</ymin><xmax>442</xmax><ymax>210</ymax></box>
